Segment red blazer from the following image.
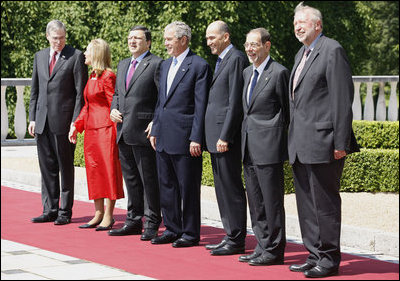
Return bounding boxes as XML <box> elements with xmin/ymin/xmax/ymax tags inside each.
<box><xmin>75</xmin><ymin>70</ymin><xmax>116</xmax><ymax>132</ymax></box>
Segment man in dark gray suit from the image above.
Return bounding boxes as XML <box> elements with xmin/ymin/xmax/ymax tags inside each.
<box><xmin>288</xmin><ymin>3</ymin><xmax>359</xmax><ymax>278</ymax></box>
<box><xmin>109</xmin><ymin>26</ymin><xmax>162</xmax><ymax>241</ymax></box>
<box><xmin>240</xmin><ymin>28</ymin><xmax>289</xmax><ymax>266</ymax></box>
<box><xmin>28</xmin><ymin>20</ymin><xmax>87</xmax><ymax>225</ymax></box>
<box><xmin>204</xmin><ymin>21</ymin><xmax>248</xmax><ymax>256</ymax></box>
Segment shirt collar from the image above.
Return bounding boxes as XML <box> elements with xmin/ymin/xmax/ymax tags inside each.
<box><xmin>253</xmin><ymin>55</ymin><xmax>270</xmax><ymax>74</ymax></box>
<box><xmin>174</xmin><ymin>48</ymin><xmax>190</xmax><ymax>64</ymax></box>
<box><xmin>131</xmin><ymin>50</ymin><xmax>149</xmax><ymax>64</ymax></box>
<box><xmin>218</xmin><ymin>44</ymin><xmax>233</xmax><ymax>61</ymax></box>
<box><xmin>307</xmin><ymin>33</ymin><xmax>323</xmax><ymax>52</ymax></box>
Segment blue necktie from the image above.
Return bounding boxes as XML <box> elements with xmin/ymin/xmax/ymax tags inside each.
<box><xmin>214</xmin><ymin>57</ymin><xmax>222</xmax><ymax>74</ymax></box>
<box><xmin>248</xmin><ymin>69</ymin><xmax>259</xmax><ymax>105</ymax></box>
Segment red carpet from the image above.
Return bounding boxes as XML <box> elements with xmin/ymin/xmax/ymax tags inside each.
<box><xmin>1</xmin><ymin>186</ymin><xmax>399</xmax><ymax>280</ymax></box>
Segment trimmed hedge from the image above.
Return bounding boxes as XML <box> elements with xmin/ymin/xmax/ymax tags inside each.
<box><xmin>353</xmin><ymin>120</ymin><xmax>399</xmax><ymax>149</ymax></box>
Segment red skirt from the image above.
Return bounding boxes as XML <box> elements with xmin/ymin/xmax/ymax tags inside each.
<box><xmin>83</xmin><ymin>125</ymin><xmax>124</xmax><ymax>200</ymax></box>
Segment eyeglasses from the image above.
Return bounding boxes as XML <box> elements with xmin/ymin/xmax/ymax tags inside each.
<box><xmin>243</xmin><ymin>42</ymin><xmax>261</xmax><ymax>49</ymax></box>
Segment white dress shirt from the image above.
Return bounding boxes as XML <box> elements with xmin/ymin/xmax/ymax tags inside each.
<box><xmin>167</xmin><ymin>48</ymin><xmax>190</xmax><ymax>95</ymax></box>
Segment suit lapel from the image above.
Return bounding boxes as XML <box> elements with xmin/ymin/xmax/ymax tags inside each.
<box><xmin>211</xmin><ymin>47</ymin><xmax>234</xmax><ymax>85</ymax></box>
<box><xmin>41</xmin><ymin>48</ymin><xmax>51</xmax><ymax>78</ymax></box>
<box><xmin>49</xmin><ymin>47</ymin><xmax>68</xmax><ymax>80</ymax></box>
<box><xmin>120</xmin><ymin>58</ymin><xmax>131</xmax><ymax>95</ymax></box>
<box><xmin>126</xmin><ymin>53</ymin><xmax>151</xmax><ymax>92</ymax></box>
<box><xmin>243</xmin><ymin>68</ymin><xmax>252</xmax><ymax>114</ymax></box>
<box><xmin>248</xmin><ymin>59</ymin><xmax>273</xmax><ymax>110</ymax></box>
<box><xmin>165</xmin><ymin>51</ymin><xmax>192</xmax><ymax>102</ymax></box>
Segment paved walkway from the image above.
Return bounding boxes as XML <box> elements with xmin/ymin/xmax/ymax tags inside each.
<box><xmin>1</xmin><ymin>145</ymin><xmax>399</xmax><ymax>279</ymax></box>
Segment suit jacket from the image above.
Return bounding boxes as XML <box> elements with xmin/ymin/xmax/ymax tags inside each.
<box><xmin>74</xmin><ymin>70</ymin><xmax>116</xmax><ymax>132</ymax></box>
<box><xmin>241</xmin><ymin>58</ymin><xmax>290</xmax><ymax>165</ymax></box>
<box><xmin>29</xmin><ymin>45</ymin><xmax>88</xmax><ymax>135</ymax></box>
<box><xmin>111</xmin><ymin>52</ymin><xmax>162</xmax><ymax>146</ymax></box>
<box><xmin>288</xmin><ymin>35</ymin><xmax>359</xmax><ymax>165</ymax></box>
<box><xmin>205</xmin><ymin>47</ymin><xmax>248</xmax><ymax>153</ymax></box>
<box><xmin>151</xmin><ymin>50</ymin><xmax>212</xmax><ymax>155</ymax></box>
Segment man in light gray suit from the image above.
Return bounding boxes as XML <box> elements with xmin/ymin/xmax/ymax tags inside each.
<box><xmin>288</xmin><ymin>3</ymin><xmax>359</xmax><ymax>278</ymax></box>
<box><xmin>109</xmin><ymin>26</ymin><xmax>162</xmax><ymax>241</ymax></box>
<box><xmin>28</xmin><ymin>20</ymin><xmax>87</xmax><ymax>225</ymax></box>
<box><xmin>204</xmin><ymin>21</ymin><xmax>248</xmax><ymax>256</ymax></box>
<box><xmin>240</xmin><ymin>28</ymin><xmax>289</xmax><ymax>266</ymax></box>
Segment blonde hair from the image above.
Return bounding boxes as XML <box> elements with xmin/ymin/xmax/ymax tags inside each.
<box><xmin>88</xmin><ymin>38</ymin><xmax>112</xmax><ymax>76</ymax></box>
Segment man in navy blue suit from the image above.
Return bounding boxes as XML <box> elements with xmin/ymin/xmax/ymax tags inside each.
<box><xmin>150</xmin><ymin>21</ymin><xmax>212</xmax><ymax>247</ymax></box>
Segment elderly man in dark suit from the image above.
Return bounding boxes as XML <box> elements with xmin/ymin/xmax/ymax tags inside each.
<box><xmin>240</xmin><ymin>28</ymin><xmax>289</xmax><ymax>266</ymax></box>
<box><xmin>204</xmin><ymin>20</ymin><xmax>248</xmax><ymax>256</ymax></box>
<box><xmin>28</xmin><ymin>20</ymin><xmax>88</xmax><ymax>225</ymax></box>
<box><xmin>108</xmin><ymin>26</ymin><xmax>162</xmax><ymax>241</ymax></box>
<box><xmin>150</xmin><ymin>21</ymin><xmax>212</xmax><ymax>248</ymax></box>
<box><xmin>288</xmin><ymin>3</ymin><xmax>359</xmax><ymax>278</ymax></box>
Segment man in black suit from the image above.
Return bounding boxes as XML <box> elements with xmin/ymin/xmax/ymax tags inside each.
<box><xmin>240</xmin><ymin>28</ymin><xmax>289</xmax><ymax>266</ymax></box>
<box><xmin>288</xmin><ymin>3</ymin><xmax>359</xmax><ymax>278</ymax></box>
<box><xmin>28</xmin><ymin>20</ymin><xmax>88</xmax><ymax>225</ymax></box>
<box><xmin>109</xmin><ymin>26</ymin><xmax>162</xmax><ymax>241</ymax></box>
<box><xmin>204</xmin><ymin>21</ymin><xmax>248</xmax><ymax>256</ymax></box>
<box><xmin>150</xmin><ymin>21</ymin><xmax>212</xmax><ymax>248</ymax></box>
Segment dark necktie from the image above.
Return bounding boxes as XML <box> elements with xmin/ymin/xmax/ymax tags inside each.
<box><xmin>248</xmin><ymin>69</ymin><xmax>259</xmax><ymax>105</ymax></box>
<box><xmin>214</xmin><ymin>57</ymin><xmax>222</xmax><ymax>74</ymax></box>
<box><xmin>126</xmin><ymin>59</ymin><xmax>137</xmax><ymax>89</ymax></box>
<box><xmin>49</xmin><ymin>51</ymin><xmax>57</xmax><ymax>75</ymax></box>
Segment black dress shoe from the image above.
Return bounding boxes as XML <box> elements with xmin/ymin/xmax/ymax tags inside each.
<box><xmin>141</xmin><ymin>229</ymin><xmax>158</xmax><ymax>241</ymax></box>
<box><xmin>304</xmin><ymin>265</ymin><xmax>338</xmax><ymax>278</ymax></box>
<box><xmin>151</xmin><ymin>233</ymin><xmax>178</xmax><ymax>245</ymax></box>
<box><xmin>210</xmin><ymin>244</ymin><xmax>245</xmax><ymax>256</ymax></box>
<box><xmin>95</xmin><ymin>219</ymin><xmax>115</xmax><ymax>231</ymax></box>
<box><xmin>289</xmin><ymin>263</ymin><xmax>314</xmax><ymax>272</ymax></box>
<box><xmin>172</xmin><ymin>238</ymin><xmax>199</xmax><ymax>248</ymax></box>
<box><xmin>108</xmin><ymin>224</ymin><xmax>142</xmax><ymax>236</ymax></box>
<box><xmin>31</xmin><ymin>214</ymin><xmax>57</xmax><ymax>223</ymax></box>
<box><xmin>248</xmin><ymin>255</ymin><xmax>284</xmax><ymax>266</ymax></box>
<box><xmin>205</xmin><ymin>239</ymin><xmax>227</xmax><ymax>250</ymax></box>
<box><xmin>54</xmin><ymin>217</ymin><xmax>71</xmax><ymax>225</ymax></box>
<box><xmin>239</xmin><ymin>252</ymin><xmax>261</xmax><ymax>263</ymax></box>
<box><xmin>79</xmin><ymin>221</ymin><xmax>101</xmax><ymax>229</ymax></box>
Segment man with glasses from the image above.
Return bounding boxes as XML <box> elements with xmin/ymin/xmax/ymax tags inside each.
<box><xmin>109</xmin><ymin>26</ymin><xmax>162</xmax><ymax>241</ymax></box>
<box><xmin>239</xmin><ymin>28</ymin><xmax>289</xmax><ymax>266</ymax></box>
<box><xmin>29</xmin><ymin>20</ymin><xmax>88</xmax><ymax>225</ymax></box>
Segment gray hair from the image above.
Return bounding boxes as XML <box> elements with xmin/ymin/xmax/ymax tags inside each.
<box><xmin>46</xmin><ymin>20</ymin><xmax>67</xmax><ymax>34</ymax></box>
<box><xmin>165</xmin><ymin>21</ymin><xmax>191</xmax><ymax>42</ymax></box>
<box><xmin>294</xmin><ymin>2</ymin><xmax>323</xmax><ymax>29</ymax></box>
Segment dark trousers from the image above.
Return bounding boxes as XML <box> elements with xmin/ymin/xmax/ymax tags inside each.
<box><xmin>156</xmin><ymin>151</ymin><xmax>202</xmax><ymax>241</ymax></box>
<box><xmin>210</xmin><ymin>141</ymin><xmax>247</xmax><ymax>246</ymax></box>
<box><xmin>118</xmin><ymin>138</ymin><xmax>161</xmax><ymax>230</ymax></box>
<box><xmin>36</xmin><ymin>122</ymin><xmax>75</xmax><ymax>218</ymax></box>
<box><xmin>292</xmin><ymin>158</ymin><xmax>345</xmax><ymax>270</ymax></box>
<box><xmin>243</xmin><ymin>150</ymin><xmax>286</xmax><ymax>258</ymax></box>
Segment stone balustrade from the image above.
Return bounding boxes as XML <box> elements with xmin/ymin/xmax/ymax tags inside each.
<box><xmin>1</xmin><ymin>76</ymin><xmax>399</xmax><ymax>145</ymax></box>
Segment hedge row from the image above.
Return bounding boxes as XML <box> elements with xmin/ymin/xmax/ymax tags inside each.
<box><xmin>74</xmin><ymin>134</ymin><xmax>399</xmax><ymax>194</ymax></box>
<box><xmin>353</xmin><ymin>120</ymin><xmax>399</xmax><ymax>149</ymax></box>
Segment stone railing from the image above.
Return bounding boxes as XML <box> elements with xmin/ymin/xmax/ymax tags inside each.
<box><xmin>1</xmin><ymin>76</ymin><xmax>399</xmax><ymax>145</ymax></box>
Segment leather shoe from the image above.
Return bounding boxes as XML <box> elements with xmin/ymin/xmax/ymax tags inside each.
<box><xmin>248</xmin><ymin>255</ymin><xmax>284</xmax><ymax>266</ymax></box>
<box><xmin>141</xmin><ymin>229</ymin><xmax>158</xmax><ymax>241</ymax></box>
<box><xmin>304</xmin><ymin>265</ymin><xmax>338</xmax><ymax>278</ymax></box>
<box><xmin>108</xmin><ymin>224</ymin><xmax>142</xmax><ymax>236</ymax></box>
<box><xmin>151</xmin><ymin>233</ymin><xmax>178</xmax><ymax>245</ymax></box>
<box><xmin>210</xmin><ymin>244</ymin><xmax>245</xmax><ymax>256</ymax></box>
<box><xmin>96</xmin><ymin>219</ymin><xmax>115</xmax><ymax>231</ymax></box>
<box><xmin>31</xmin><ymin>214</ymin><xmax>57</xmax><ymax>223</ymax></box>
<box><xmin>172</xmin><ymin>238</ymin><xmax>199</xmax><ymax>248</ymax></box>
<box><xmin>239</xmin><ymin>252</ymin><xmax>261</xmax><ymax>262</ymax></box>
<box><xmin>289</xmin><ymin>263</ymin><xmax>314</xmax><ymax>272</ymax></box>
<box><xmin>54</xmin><ymin>217</ymin><xmax>71</xmax><ymax>225</ymax></box>
<box><xmin>205</xmin><ymin>239</ymin><xmax>227</xmax><ymax>250</ymax></box>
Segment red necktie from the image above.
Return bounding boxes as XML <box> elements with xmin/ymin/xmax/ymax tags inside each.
<box><xmin>126</xmin><ymin>59</ymin><xmax>138</xmax><ymax>89</ymax></box>
<box><xmin>49</xmin><ymin>51</ymin><xmax>58</xmax><ymax>75</ymax></box>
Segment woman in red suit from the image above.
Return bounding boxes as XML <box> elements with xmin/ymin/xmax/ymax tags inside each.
<box><xmin>69</xmin><ymin>38</ymin><xmax>124</xmax><ymax>231</ymax></box>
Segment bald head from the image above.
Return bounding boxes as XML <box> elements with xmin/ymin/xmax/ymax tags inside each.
<box><xmin>206</xmin><ymin>20</ymin><xmax>231</xmax><ymax>55</ymax></box>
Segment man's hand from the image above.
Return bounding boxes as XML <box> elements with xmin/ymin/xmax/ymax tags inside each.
<box><xmin>216</xmin><ymin>139</ymin><xmax>229</xmax><ymax>153</ymax></box>
<box><xmin>110</xmin><ymin>109</ymin><xmax>123</xmax><ymax>123</ymax></box>
<box><xmin>28</xmin><ymin>121</ymin><xmax>35</xmax><ymax>137</ymax></box>
<box><xmin>190</xmin><ymin>141</ymin><xmax>202</xmax><ymax>157</ymax></box>
<box><xmin>150</xmin><ymin>136</ymin><xmax>156</xmax><ymax>151</ymax></box>
<box><xmin>68</xmin><ymin>123</ymin><xmax>78</xmax><ymax>144</ymax></box>
<box><xmin>334</xmin><ymin>150</ymin><xmax>347</xmax><ymax>160</ymax></box>
<box><xmin>145</xmin><ymin>121</ymin><xmax>153</xmax><ymax>139</ymax></box>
